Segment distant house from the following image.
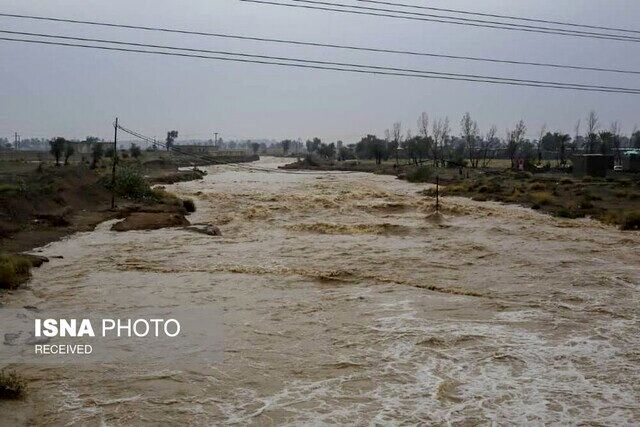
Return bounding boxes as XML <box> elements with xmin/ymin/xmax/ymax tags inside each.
<box><xmin>176</xmin><ymin>145</ymin><xmax>248</xmax><ymax>157</ymax></box>
<box><xmin>178</xmin><ymin>145</ymin><xmax>220</xmax><ymax>155</ymax></box>
<box><xmin>622</xmin><ymin>151</ymin><xmax>640</xmax><ymax>172</ymax></box>
<box><xmin>572</xmin><ymin>154</ymin><xmax>614</xmax><ymax>177</ymax></box>
<box><xmin>72</xmin><ymin>141</ymin><xmax>112</xmax><ymax>155</ymax></box>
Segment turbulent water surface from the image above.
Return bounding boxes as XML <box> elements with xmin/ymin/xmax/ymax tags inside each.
<box><xmin>2</xmin><ymin>157</ymin><xmax>639</xmax><ymax>425</ymax></box>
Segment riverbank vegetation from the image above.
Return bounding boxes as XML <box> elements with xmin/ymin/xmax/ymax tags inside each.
<box><xmin>0</xmin><ymin>145</ymin><xmax>214</xmax><ymax>263</ymax></box>
<box><xmin>0</xmin><ymin>253</ymin><xmax>33</xmax><ymax>289</ymax></box>
<box><xmin>281</xmin><ymin>111</ymin><xmax>640</xmax><ymax>230</ymax></box>
<box><xmin>0</xmin><ymin>369</ymin><xmax>26</xmax><ymax>399</ymax></box>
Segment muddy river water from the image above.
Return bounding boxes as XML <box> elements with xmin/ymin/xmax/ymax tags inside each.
<box><xmin>2</xmin><ymin>157</ymin><xmax>639</xmax><ymax>425</ymax></box>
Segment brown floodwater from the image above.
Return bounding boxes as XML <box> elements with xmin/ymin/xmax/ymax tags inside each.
<box><xmin>1</xmin><ymin>157</ymin><xmax>639</xmax><ymax>425</ymax></box>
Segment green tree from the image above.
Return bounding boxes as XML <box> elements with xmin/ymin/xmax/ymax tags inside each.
<box><xmin>317</xmin><ymin>142</ymin><xmax>336</xmax><ymax>159</ymax></box>
<box><xmin>306</xmin><ymin>138</ymin><xmax>321</xmax><ymax>154</ymax></box>
<box><xmin>130</xmin><ymin>143</ymin><xmax>142</xmax><ymax>159</ymax></box>
<box><xmin>49</xmin><ymin>137</ymin><xmax>66</xmax><ymax>166</ymax></box>
<box><xmin>281</xmin><ymin>139</ymin><xmax>292</xmax><ymax>156</ymax></box>
<box><xmin>356</xmin><ymin>134</ymin><xmax>387</xmax><ymax>165</ymax></box>
<box><xmin>63</xmin><ymin>142</ymin><xmax>75</xmax><ymax>165</ymax></box>
<box><xmin>166</xmin><ymin>130</ymin><xmax>178</xmax><ymax>152</ymax></box>
<box><xmin>91</xmin><ymin>143</ymin><xmax>104</xmax><ymax>169</ymax></box>
<box><xmin>552</xmin><ymin>133</ymin><xmax>571</xmax><ymax>166</ymax></box>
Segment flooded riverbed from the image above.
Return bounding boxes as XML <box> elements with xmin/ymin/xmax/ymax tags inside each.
<box><xmin>2</xmin><ymin>157</ymin><xmax>639</xmax><ymax>425</ymax></box>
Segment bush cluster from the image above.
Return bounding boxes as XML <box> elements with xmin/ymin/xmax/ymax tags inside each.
<box><xmin>110</xmin><ymin>167</ymin><xmax>154</xmax><ymax>201</ymax></box>
<box><xmin>182</xmin><ymin>199</ymin><xmax>196</xmax><ymax>213</ymax></box>
<box><xmin>0</xmin><ymin>369</ymin><xmax>26</xmax><ymax>399</ymax></box>
<box><xmin>0</xmin><ymin>254</ymin><xmax>32</xmax><ymax>290</ymax></box>
<box><xmin>621</xmin><ymin>212</ymin><xmax>640</xmax><ymax>230</ymax></box>
<box><xmin>406</xmin><ymin>166</ymin><xmax>432</xmax><ymax>183</ymax></box>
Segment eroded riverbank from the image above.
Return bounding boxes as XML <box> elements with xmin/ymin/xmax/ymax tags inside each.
<box><xmin>1</xmin><ymin>157</ymin><xmax>639</xmax><ymax>425</ymax></box>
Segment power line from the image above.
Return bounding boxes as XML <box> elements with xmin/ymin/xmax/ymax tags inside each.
<box><xmin>5</xmin><ymin>30</ymin><xmax>640</xmax><ymax>92</ymax></box>
<box><xmin>0</xmin><ymin>25</ymin><xmax>635</xmax><ymax>76</ymax></box>
<box><xmin>2</xmin><ymin>36</ymin><xmax>639</xmax><ymax>94</ymax></box>
<box><xmin>239</xmin><ymin>0</ymin><xmax>640</xmax><ymax>43</ymax></box>
<box><xmin>270</xmin><ymin>0</ymin><xmax>640</xmax><ymax>41</ymax></box>
<box><xmin>355</xmin><ymin>0</ymin><xmax>640</xmax><ymax>35</ymax></box>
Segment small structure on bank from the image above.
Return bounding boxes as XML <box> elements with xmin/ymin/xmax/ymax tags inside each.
<box><xmin>622</xmin><ymin>152</ymin><xmax>640</xmax><ymax>172</ymax></box>
<box><xmin>572</xmin><ymin>154</ymin><xmax>614</xmax><ymax>177</ymax></box>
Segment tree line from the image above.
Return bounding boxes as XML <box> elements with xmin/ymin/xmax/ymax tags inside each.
<box><xmin>298</xmin><ymin>111</ymin><xmax>640</xmax><ymax>169</ymax></box>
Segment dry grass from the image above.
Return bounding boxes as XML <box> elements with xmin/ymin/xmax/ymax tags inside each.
<box><xmin>530</xmin><ymin>191</ymin><xmax>554</xmax><ymax>206</ymax></box>
<box><xmin>529</xmin><ymin>182</ymin><xmax>547</xmax><ymax>191</ymax></box>
<box><xmin>621</xmin><ymin>211</ymin><xmax>640</xmax><ymax>230</ymax></box>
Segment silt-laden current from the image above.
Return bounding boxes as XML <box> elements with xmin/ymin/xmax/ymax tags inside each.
<box><xmin>2</xmin><ymin>157</ymin><xmax>639</xmax><ymax>425</ymax></box>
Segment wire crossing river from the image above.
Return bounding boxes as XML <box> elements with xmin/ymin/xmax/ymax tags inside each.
<box><xmin>2</xmin><ymin>157</ymin><xmax>639</xmax><ymax>425</ymax></box>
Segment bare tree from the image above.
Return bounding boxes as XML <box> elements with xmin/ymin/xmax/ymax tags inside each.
<box><xmin>432</xmin><ymin>117</ymin><xmax>451</xmax><ymax>167</ymax></box>
<box><xmin>460</xmin><ymin>112</ymin><xmax>480</xmax><ymax>168</ymax></box>
<box><xmin>417</xmin><ymin>112</ymin><xmax>432</xmax><ymax>163</ymax></box>
<box><xmin>537</xmin><ymin>123</ymin><xmax>547</xmax><ymax>163</ymax></box>
<box><xmin>392</xmin><ymin>122</ymin><xmax>402</xmax><ymax>166</ymax></box>
<box><xmin>586</xmin><ymin>111</ymin><xmax>599</xmax><ymax>154</ymax></box>
<box><xmin>610</xmin><ymin>121</ymin><xmax>622</xmax><ymax>165</ymax></box>
<box><xmin>574</xmin><ymin>119</ymin><xmax>581</xmax><ymax>152</ymax></box>
<box><xmin>506</xmin><ymin>120</ymin><xmax>527</xmax><ymax>169</ymax></box>
<box><xmin>480</xmin><ymin>125</ymin><xmax>498</xmax><ymax>168</ymax></box>
<box><xmin>418</xmin><ymin>113</ymin><xmax>429</xmax><ymax>138</ymax></box>
<box><xmin>432</xmin><ymin>118</ymin><xmax>443</xmax><ymax>166</ymax></box>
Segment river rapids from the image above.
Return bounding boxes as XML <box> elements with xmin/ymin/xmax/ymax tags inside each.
<box><xmin>1</xmin><ymin>157</ymin><xmax>639</xmax><ymax>425</ymax></box>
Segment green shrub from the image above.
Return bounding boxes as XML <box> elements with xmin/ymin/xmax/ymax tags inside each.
<box><xmin>182</xmin><ymin>199</ymin><xmax>196</xmax><ymax>213</ymax></box>
<box><xmin>0</xmin><ymin>183</ymin><xmax>21</xmax><ymax>194</ymax></box>
<box><xmin>0</xmin><ymin>369</ymin><xmax>26</xmax><ymax>399</ymax></box>
<box><xmin>0</xmin><ymin>254</ymin><xmax>32</xmax><ymax>290</ymax></box>
<box><xmin>406</xmin><ymin>166</ymin><xmax>433</xmax><ymax>183</ymax></box>
<box><xmin>112</xmin><ymin>167</ymin><xmax>153</xmax><ymax>201</ymax></box>
<box><xmin>621</xmin><ymin>212</ymin><xmax>640</xmax><ymax>230</ymax></box>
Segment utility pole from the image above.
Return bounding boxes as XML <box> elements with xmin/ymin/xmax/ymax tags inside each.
<box><xmin>214</xmin><ymin>132</ymin><xmax>218</xmax><ymax>147</ymax></box>
<box><xmin>14</xmin><ymin>132</ymin><xmax>19</xmax><ymax>151</ymax></box>
<box><xmin>435</xmin><ymin>175</ymin><xmax>440</xmax><ymax>213</ymax></box>
<box><xmin>111</xmin><ymin>117</ymin><xmax>118</xmax><ymax>210</ymax></box>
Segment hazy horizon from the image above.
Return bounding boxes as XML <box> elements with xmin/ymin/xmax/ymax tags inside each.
<box><xmin>1</xmin><ymin>0</ymin><xmax>639</xmax><ymax>142</ymax></box>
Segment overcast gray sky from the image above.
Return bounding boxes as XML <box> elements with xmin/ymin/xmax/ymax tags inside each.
<box><xmin>1</xmin><ymin>0</ymin><xmax>638</xmax><ymax>142</ymax></box>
